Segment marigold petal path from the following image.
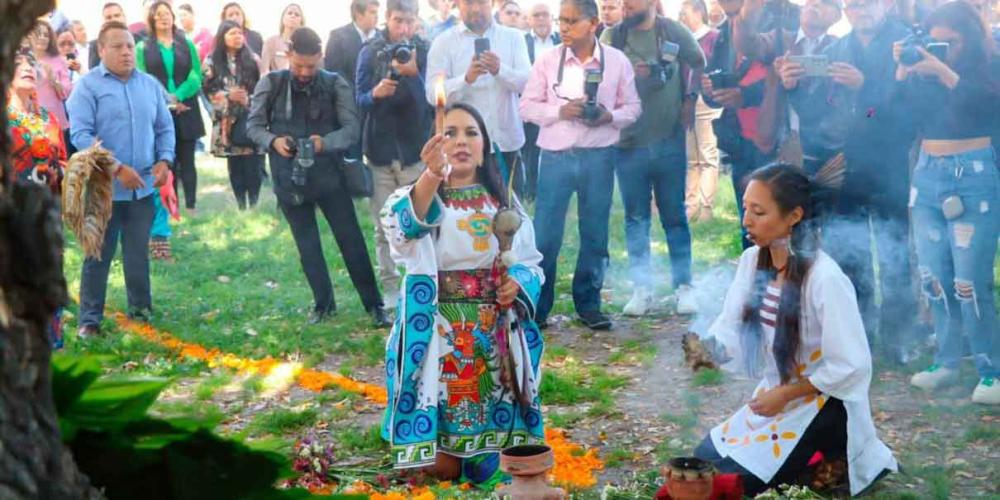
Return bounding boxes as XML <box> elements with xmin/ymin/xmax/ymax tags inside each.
<box><xmin>110</xmin><ymin>312</ymin><xmax>605</xmax><ymax>493</ymax></box>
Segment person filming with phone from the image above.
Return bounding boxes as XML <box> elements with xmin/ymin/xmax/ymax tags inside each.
<box><xmin>425</xmin><ymin>0</ymin><xmax>532</xmax><ymax>194</ymax></box>
<box><xmin>731</xmin><ymin>0</ymin><xmax>842</xmax><ymax>172</ymax></box>
<box><xmin>898</xmin><ymin>1</ymin><xmax>1000</xmax><ymax>405</ymax></box>
<box><xmin>246</xmin><ymin>27</ymin><xmax>390</xmax><ymax>327</ymax></box>
<box><xmin>776</xmin><ymin>0</ymin><xmax>921</xmax><ymax>366</ymax></box>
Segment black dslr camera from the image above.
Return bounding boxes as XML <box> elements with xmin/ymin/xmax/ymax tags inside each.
<box><xmin>638</xmin><ymin>41</ymin><xmax>680</xmax><ymax>92</ymax></box>
<box><xmin>899</xmin><ymin>30</ymin><xmax>949</xmax><ymax>66</ymax></box>
<box><xmin>286</xmin><ymin>137</ymin><xmax>315</xmax><ymax>187</ymax></box>
<box><xmin>377</xmin><ymin>42</ymin><xmax>414</xmax><ymax>80</ymax></box>
<box><xmin>582</xmin><ymin>69</ymin><xmax>604</xmax><ymax>123</ymax></box>
<box><xmin>707</xmin><ymin>68</ymin><xmax>740</xmax><ymax>89</ymax></box>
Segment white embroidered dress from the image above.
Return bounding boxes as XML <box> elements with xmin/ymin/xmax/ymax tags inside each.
<box><xmin>707</xmin><ymin>246</ymin><xmax>898</xmax><ymax>496</ymax></box>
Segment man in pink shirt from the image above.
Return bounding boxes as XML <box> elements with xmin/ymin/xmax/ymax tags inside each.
<box><xmin>519</xmin><ymin>0</ymin><xmax>640</xmax><ymax>330</ymax></box>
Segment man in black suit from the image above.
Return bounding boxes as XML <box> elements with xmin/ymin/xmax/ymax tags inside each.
<box><xmin>89</xmin><ymin>2</ymin><xmax>127</xmax><ymax>69</ymax></box>
<box><xmin>520</xmin><ymin>2</ymin><xmax>559</xmax><ymax>201</ymax></box>
<box><xmin>324</xmin><ymin>0</ymin><xmax>381</xmax><ymax>86</ymax></box>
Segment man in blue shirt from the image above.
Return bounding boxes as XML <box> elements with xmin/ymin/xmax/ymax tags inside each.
<box><xmin>67</xmin><ymin>21</ymin><xmax>175</xmax><ymax>338</ymax></box>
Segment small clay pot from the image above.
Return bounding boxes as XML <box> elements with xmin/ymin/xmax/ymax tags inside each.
<box><xmin>495</xmin><ymin>445</ymin><xmax>567</xmax><ymax>500</ymax></box>
<box><xmin>664</xmin><ymin>457</ymin><xmax>715</xmax><ymax>500</ymax></box>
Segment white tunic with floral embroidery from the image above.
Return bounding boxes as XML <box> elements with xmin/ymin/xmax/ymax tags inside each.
<box><xmin>707</xmin><ymin>246</ymin><xmax>898</xmax><ymax>496</ymax></box>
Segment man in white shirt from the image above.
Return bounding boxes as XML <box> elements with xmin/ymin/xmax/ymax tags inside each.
<box><xmin>426</xmin><ymin>0</ymin><xmax>532</xmax><ymax>194</ymax></box>
<box><xmin>525</xmin><ymin>3</ymin><xmax>559</xmax><ymax>61</ymax></box>
<box><xmin>521</xmin><ymin>2</ymin><xmax>560</xmax><ymax>200</ymax></box>
<box><xmin>70</xmin><ymin>20</ymin><xmax>90</xmax><ymax>72</ymax></box>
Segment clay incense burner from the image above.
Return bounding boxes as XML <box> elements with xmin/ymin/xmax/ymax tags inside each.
<box><xmin>664</xmin><ymin>456</ymin><xmax>716</xmax><ymax>500</ymax></box>
<box><xmin>495</xmin><ymin>445</ymin><xmax>566</xmax><ymax>500</ymax></box>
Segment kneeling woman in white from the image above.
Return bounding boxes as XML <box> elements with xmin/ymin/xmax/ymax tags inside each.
<box><xmin>694</xmin><ymin>164</ymin><xmax>897</xmax><ymax>496</ymax></box>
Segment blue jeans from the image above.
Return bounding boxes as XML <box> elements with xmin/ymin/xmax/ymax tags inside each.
<box><xmin>616</xmin><ymin>133</ymin><xmax>692</xmax><ymax>288</ymax></box>
<box><xmin>534</xmin><ymin>147</ymin><xmax>616</xmax><ymax>320</ymax></box>
<box><xmin>79</xmin><ymin>195</ymin><xmax>156</xmax><ymax>327</ymax></box>
<box><xmin>911</xmin><ymin>147</ymin><xmax>999</xmax><ymax>378</ymax></box>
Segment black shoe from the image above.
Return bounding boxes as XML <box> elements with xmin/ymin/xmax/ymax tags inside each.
<box><xmin>77</xmin><ymin>325</ymin><xmax>101</xmax><ymax>340</ymax></box>
<box><xmin>578</xmin><ymin>311</ymin><xmax>612</xmax><ymax>330</ymax></box>
<box><xmin>369</xmin><ymin>306</ymin><xmax>392</xmax><ymax>328</ymax></box>
<box><xmin>127</xmin><ymin>307</ymin><xmax>153</xmax><ymax>323</ymax></box>
<box><xmin>308</xmin><ymin>308</ymin><xmax>336</xmax><ymax>324</ymax></box>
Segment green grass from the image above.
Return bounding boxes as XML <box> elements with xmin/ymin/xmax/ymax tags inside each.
<box><xmin>539</xmin><ymin>362</ymin><xmax>630</xmax><ymax>406</ymax></box>
<box><xmin>691</xmin><ymin>368</ymin><xmax>724</xmax><ymax>387</ymax></box>
<box><xmin>546</xmin><ymin>410</ymin><xmax>586</xmax><ymax>429</ymax></box>
<box><xmin>61</xmin><ymin>163</ymin><xmax>387</xmax><ymax>369</ymax></box>
<box><xmin>604</xmin><ymin>447</ymin><xmax>634</xmax><ymax>468</ymax></box>
<box><xmin>338</xmin><ymin>424</ymin><xmax>389</xmax><ymax>456</ymax></box>
<box><xmin>247</xmin><ymin>408</ymin><xmax>319</xmax><ymax>436</ymax></box>
<box><xmin>608</xmin><ymin>337</ymin><xmax>658</xmax><ymax>366</ymax></box>
<box><xmin>961</xmin><ymin>423</ymin><xmax>1000</xmax><ymax>445</ymax></box>
<box><xmin>194</xmin><ymin>372</ymin><xmax>233</xmax><ymax>401</ymax></box>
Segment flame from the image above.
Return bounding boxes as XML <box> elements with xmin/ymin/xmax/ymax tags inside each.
<box><xmin>434</xmin><ymin>74</ymin><xmax>446</xmax><ymax>107</ymax></box>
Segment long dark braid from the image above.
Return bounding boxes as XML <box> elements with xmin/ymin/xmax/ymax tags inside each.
<box><xmin>740</xmin><ymin>163</ymin><xmax>821</xmax><ymax>383</ymax></box>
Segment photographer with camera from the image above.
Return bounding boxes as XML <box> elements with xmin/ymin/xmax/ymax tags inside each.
<box><xmin>356</xmin><ymin>0</ymin><xmax>432</xmax><ymax>309</ymax></box>
<box><xmin>602</xmin><ymin>0</ymin><xmax>706</xmax><ymax>317</ymax></box>
<box><xmin>776</xmin><ymin>0</ymin><xmax>919</xmax><ymax>365</ymax></box>
<box><xmin>519</xmin><ymin>0</ymin><xmax>641</xmax><ymax>330</ymax></box>
<box><xmin>247</xmin><ymin>27</ymin><xmax>390</xmax><ymax>327</ymax></box>
<box><xmin>893</xmin><ymin>1</ymin><xmax>1000</xmax><ymax>404</ymax></box>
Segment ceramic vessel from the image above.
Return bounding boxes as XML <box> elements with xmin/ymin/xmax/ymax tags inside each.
<box><xmin>495</xmin><ymin>445</ymin><xmax>566</xmax><ymax>500</ymax></box>
<box><xmin>664</xmin><ymin>456</ymin><xmax>715</xmax><ymax>500</ymax></box>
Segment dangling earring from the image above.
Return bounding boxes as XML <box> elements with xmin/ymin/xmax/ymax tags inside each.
<box><xmin>787</xmin><ymin>225</ymin><xmax>797</xmax><ymax>258</ymax></box>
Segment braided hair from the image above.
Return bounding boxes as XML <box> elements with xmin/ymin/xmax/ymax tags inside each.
<box><xmin>739</xmin><ymin>162</ymin><xmax>837</xmax><ymax>383</ymax></box>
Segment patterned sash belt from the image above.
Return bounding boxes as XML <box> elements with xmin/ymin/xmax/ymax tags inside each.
<box><xmin>438</xmin><ymin>269</ymin><xmax>498</xmax><ymax>303</ymax></box>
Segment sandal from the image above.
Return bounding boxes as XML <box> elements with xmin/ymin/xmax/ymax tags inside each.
<box><xmin>149</xmin><ymin>238</ymin><xmax>173</xmax><ymax>262</ymax></box>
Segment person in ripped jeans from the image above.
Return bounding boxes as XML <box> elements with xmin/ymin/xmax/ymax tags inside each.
<box><xmin>900</xmin><ymin>1</ymin><xmax>1000</xmax><ymax>405</ymax></box>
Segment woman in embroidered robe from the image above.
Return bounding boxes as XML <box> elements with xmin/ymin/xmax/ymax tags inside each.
<box><xmin>380</xmin><ymin>103</ymin><xmax>545</xmax><ymax>487</ymax></box>
<box><xmin>7</xmin><ymin>48</ymin><xmax>67</xmax><ymax>349</ymax></box>
<box><xmin>694</xmin><ymin>164</ymin><xmax>897</xmax><ymax>496</ymax></box>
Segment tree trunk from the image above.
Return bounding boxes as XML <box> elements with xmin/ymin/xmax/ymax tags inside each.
<box><xmin>0</xmin><ymin>1</ymin><xmax>103</xmax><ymax>498</ymax></box>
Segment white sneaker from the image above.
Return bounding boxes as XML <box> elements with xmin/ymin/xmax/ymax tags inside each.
<box><xmin>910</xmin><ymin>364</ymin><xmax>959</xmax><ymax>391</ymax></box>
<box><xmin>676</xmin><ymin>284</ymin><xmax>697</xmax><ymax>315</ymax></box>
<box><xmin>971</xmin><ymin>377</ymin><xmax>1000</xmax><ymax>405</ymax></box>
<box><xmin>623</xmin><ymin>287</ymin><xmax>652</xmax><ymax>316</ymax></box>
<box><xmin>383</xmin><ymin>289</ymin><xmax>401</xmax><ymax>311</ymax></box>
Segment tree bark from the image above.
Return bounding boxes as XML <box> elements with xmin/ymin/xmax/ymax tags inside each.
<box><xmin>0</xmin><ymin>1</ymin><xmax>103</xmax><ymax>498</ymax></box>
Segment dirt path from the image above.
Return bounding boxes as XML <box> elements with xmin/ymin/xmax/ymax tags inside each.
<box><xmin>541</xmin><ymin>313</ymin><xmax>999</xmax><ymax>498</ymax></box>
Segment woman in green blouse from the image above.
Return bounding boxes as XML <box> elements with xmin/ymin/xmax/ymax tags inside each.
<box><xmin>137</xmin><ymin>1</ymin><xmax>206</xmax><ymax>259</ymax></box>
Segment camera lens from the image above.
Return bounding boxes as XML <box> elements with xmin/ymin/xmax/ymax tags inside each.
<box><xmin>394</xmin><ymin>46</ymin><xmax>412</xmax><ymax>64</ymax></box>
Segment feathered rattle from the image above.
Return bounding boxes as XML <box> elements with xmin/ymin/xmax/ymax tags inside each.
<box><xmin>62</xmin><ymin>144</ymin><xmax>115</xmax><ymax>260</ymax></box>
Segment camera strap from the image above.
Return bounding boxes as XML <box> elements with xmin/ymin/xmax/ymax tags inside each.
<box><xmin>555</xmin><ymin>38</ymin><xmax>605</xmax><ymax>87</ymax></box>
